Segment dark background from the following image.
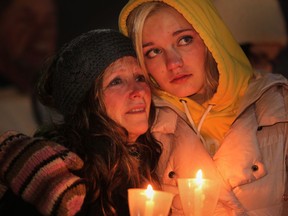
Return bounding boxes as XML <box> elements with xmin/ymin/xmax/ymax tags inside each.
<box><xmin>57</xmin><ymin>0</ymin><xmax>128</xmax><ymax>48</ymax></box>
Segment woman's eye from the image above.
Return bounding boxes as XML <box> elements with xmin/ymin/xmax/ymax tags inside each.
<box><xmin>108</xmin><ymin>78</ymin><xmax>122</xmax><ymax>87</ymax></box>
<box><xmin>179</xmin><ymin>36</ymin><xmax>193</xmax><ymax>46</ymax></box>
<box><xmin>145</xmin><ymin>48</ymin><xmax>162</xmax><ymax>58</ymax></box>
<box><xmin>136</xmin><ymin>74</ymin><xmax>146</xmax><ymax>82</ymax></box>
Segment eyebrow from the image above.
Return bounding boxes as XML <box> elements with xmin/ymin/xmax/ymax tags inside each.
<box><xmin>173</xmin><ymin>28</ymin><xmax>195</xmax><ymax>36</ymax></box>
<box><xmin>143</xmin><ymin>42</ymin><xmax>153</xmax><ymax>48</ymax></box>
<box><xmin>142</xmin><ymin>28</ymin><xmax>195</xmax><ymax>48</ymax></box>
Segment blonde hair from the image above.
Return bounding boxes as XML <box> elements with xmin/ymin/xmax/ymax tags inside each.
<box><xmin>126</xmin><ymin>1</ymin><xmax>219</xmax><ymax>102</ymax></box>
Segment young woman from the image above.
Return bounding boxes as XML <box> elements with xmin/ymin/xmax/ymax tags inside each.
<box><xmin>0</xmin><ymin>29</ymin><xmax>162</xmax><ymax>216</ymax></box>
<box><xmin>119</xmin><ymin>0</ymin><xmax>288</xmax><ymax>215</ymax></box>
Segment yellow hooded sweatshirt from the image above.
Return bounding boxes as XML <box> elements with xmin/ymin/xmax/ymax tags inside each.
<box><xmin>119</xmin><ymin>0</ymin><xmax>254</xmax><ymax>153</ymax></box>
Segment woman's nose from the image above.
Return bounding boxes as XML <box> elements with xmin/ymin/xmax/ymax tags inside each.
<box><xmin>165</xmin><ymin>48</ymin><xmax>183</xmax><ymax>71</ymax></box>
<box><xmin>129</xmin><ymin>82</ymin><xmax>147</xmax><ymax>98</ymax></box>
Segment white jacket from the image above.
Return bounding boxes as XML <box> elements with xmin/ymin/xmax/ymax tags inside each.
<box><xmin>152</xmin><ymin>71</ymin><xmax>288</xmax><ymax>215</ymax></box>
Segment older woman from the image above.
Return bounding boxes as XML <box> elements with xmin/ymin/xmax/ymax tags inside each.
<box><xmin>0</xmin><ymin>29</ymin><xmax>162</xmax><ymax>216</ymax></box>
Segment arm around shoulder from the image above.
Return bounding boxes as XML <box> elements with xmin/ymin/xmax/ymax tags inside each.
<box><xmin>0</xmin><ymin>130</ymin><xmax>86</xmax><ymax>216</ymax></box>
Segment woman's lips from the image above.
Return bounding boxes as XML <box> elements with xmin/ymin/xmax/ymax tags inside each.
<box><xmin>170</xmin><ymin>74</ymin><xmax>192</xmax><ymax>83</ymax></box>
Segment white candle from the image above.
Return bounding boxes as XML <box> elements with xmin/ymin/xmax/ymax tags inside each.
<box><xmin>128</xmin><ymin>185</ymin><xmax>173</xmax><ymax>216</ymax></box>
<box><xmin>144</xmin><ymin>184</ymin><xmax>155</xmax><ymax>216</ymax></box>
<box><xmin>194</xmin><ymin>170</ymin><xmax>204</xmax><ymax>216</ymax></box>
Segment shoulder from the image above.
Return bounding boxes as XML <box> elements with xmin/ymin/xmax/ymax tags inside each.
<box><xmin>249</xmin><ymin>71</ymin><xmax>288</xmax><ymax>93</ymax></box>
<box><xmin>238</xmin><ymin>71</ymin><xmax>288</xmax><ymax>119</ymax></box>
<box><xmin>152</xmin><ymin>95</ymin><xmax>190</xmax><ymax>134</ymax></box>
<box><xmin>254</xmin><ymin>72</ymin><xmax>288</xmax><ymax>124</ymax></box>
<box><xmin>152</xmin><ymin>107</ymin><xmax>178</xmax><ymax>134</ymax></box>
<box><xmin>152</xmin><ymin>103</ymin><xmax>199</xmax><ymax>148</ymax></box>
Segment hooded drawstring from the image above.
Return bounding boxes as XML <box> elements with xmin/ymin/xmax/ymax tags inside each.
<box><xmin>180</xmin><ymin>99</ymin><xmax>214</xmax><ymax>150</ymax></box>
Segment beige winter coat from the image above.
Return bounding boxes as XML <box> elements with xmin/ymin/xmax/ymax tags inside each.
<box><xmin>152</xmin><ymin>71</ymin><xmax>288</xmax><ymax>215</ymax></box>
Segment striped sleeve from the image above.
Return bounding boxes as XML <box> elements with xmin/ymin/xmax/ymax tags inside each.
<box><xmin>0</xmin><ymin>131</ymin><xmax>86</xmax><ymax>216</ymax></box>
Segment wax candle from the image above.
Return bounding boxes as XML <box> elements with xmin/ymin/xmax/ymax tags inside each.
<box><xmin>144</xmin><ymin>184</ymin><xmax>155</xmax><ymax>216</ymax></box>
<box><xmin>194</xmin><ymin>170</ymin><xmax>205</xmax><ymax>216</ymax></box>
<box><xmin>128</xmin><ymin>185</ymin><xmax>173</xmax><ymax>216</ymax></box>
<box><xmin>178</xmin><ymin>170</ymin><xmax>220</xmax><ymax>216</ymax></box>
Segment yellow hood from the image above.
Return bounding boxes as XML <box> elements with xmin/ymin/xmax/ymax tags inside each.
<box><xmin>119</xmin><ymin>0</ymin><xmax>254</xmax><ymax>143</ymax></box>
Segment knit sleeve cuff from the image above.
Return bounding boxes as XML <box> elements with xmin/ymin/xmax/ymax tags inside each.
<box><xmin>0</xmin><ymin>131</ymin><xmax>86</xmax><ymax>216</ymax></box>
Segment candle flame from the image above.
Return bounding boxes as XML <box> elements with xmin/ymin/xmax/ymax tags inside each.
<box><xmin>196</xmin><ymin>169</ymin><xmax>203</xmax><ymax>186</ymax></box>
<box><xmin>145</xmin><ymin>184</ymin><xmax>154</xmax><ymax>200</ymax></box>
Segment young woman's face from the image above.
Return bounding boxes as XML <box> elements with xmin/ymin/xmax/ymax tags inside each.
<box><xmin>103</xmin><ymin>56</ymin><xmax>151</xmax><ymax>143</ymax></box>
<box><xmin>142</xmin><ymin>6</ymin><xmax>207</xmax><ymax>97</ymax></box>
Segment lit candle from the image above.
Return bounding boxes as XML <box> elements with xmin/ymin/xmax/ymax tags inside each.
<box><xmin>144</xmin><ymin>184</ymin><xmax>155</xmax><ymax>216</ymax></box>
<box><xmin>128</xmin><ymin>186</ymin><xmax>173</xmax><ymax>216</ymax></box>
<box><xmin>194</xmin><ymin>170</ymin><xmax>205</xmax><ymax>216</ymax></box>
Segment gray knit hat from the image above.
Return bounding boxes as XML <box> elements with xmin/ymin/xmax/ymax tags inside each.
<box><xmin>51</xmin><ymin>29</ymin><xmax>136</xmax><ymax>115</ymax></box>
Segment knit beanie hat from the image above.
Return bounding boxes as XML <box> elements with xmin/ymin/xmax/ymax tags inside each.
<box><xmin>213</xmin><ymin>0</ymin><xmax>287</xmax><ymax>46</ymax></box>
<box><xmin>51</xmin><ymin>29</ymin><xmax>136</xmax><ymax>115</ymax></box>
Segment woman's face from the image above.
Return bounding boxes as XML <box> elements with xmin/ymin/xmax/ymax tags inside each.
<box><xmin>142</xmin><ymin>6</ymin><xmax>207</xmax><ymax>98</ymax></box>
<box><xmin>103</xmin><ymin>56</ymin><xmax>151</xmax><ymax>143</ymax></box>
